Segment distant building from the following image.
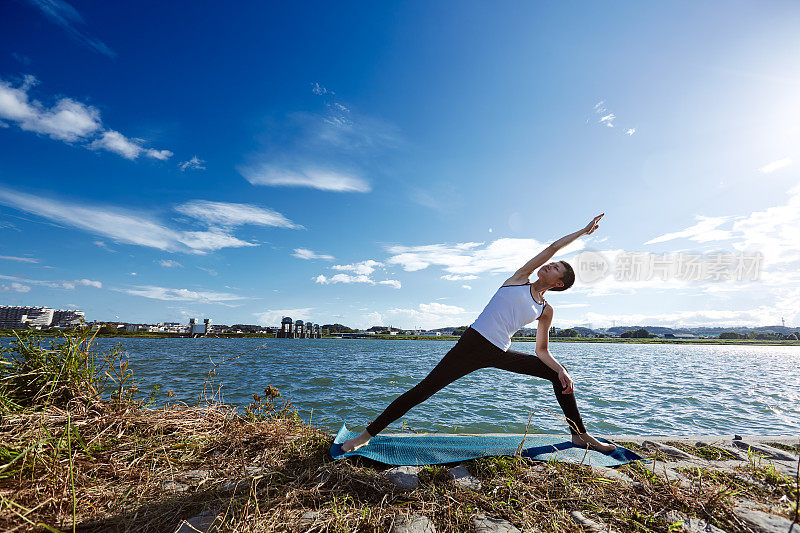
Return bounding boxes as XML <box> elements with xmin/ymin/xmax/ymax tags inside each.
<box><xmin>52</xmin><ymin>309</ymin><xmax>85</xmax><ymax>327</ymax></box>
<box><xmin>0</xmin><ymin>305</ymin><xmax>85</xmax><ymax>329</ymax></box>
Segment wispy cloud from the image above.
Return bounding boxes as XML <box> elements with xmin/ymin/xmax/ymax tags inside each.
<box><xmin>292</xmin><ymin>248</ymin><xmax>334</xmax><ymax>261</ymax></box>
<box><xmin>314</xmin><ymin>260</ymin><xmax>400</xmax><ymax>288</ymax></box>
<box><xmin>0</xmin><ymin>255</ymin><xmax>39</xmax><ymax>263</ymax></box>
<box><xmin>1</xmin><ymin>282</ymin><xmax>31</xmax><ymax>293</ymax></box>
<box><xmin>240</xmin><ymin>166</ymin><xmax>370</xmax><ymax>193</ymax></box>
<box><xmin>241</xmin><ymin>83</ymin><xmax>400</xmax><ymax>194</ymax></box>
<box><xmin>0</xmin><ymin>75</ymin><xmax>172</xmax><ymax>160</ymax></box>
<box><xmin>592</xmin><ymin>100</ymin><xmax>635</xmax><ymax>135</ymax></box>
<box><xmin>311</xmin><ymin>82</ymin><xmax>332</xmax><ymax>95</ymax></box>
<box><xmin>332</xmin><ymin>260</ymin><xmax>382</xmax><ymax>275</ymax></box>
<box><xmin>645</xmin><ymin>215</ymin><xmax>735</xmax><ymax>245</ymax></box>
<box><xmin>175</xmin><ymin>200</ymin><xmax>301</xmax><ymax>229</ymax></box>
<box><xmin>0</xmin><ymin>273</ymin><xmax>101</xmax><ymax>290</ymax></box>
<box><xmin>24</xmin><ymin>0</ymin><xmax>115</xmax><ymax>57</ymax></box>
<box><xmin>254</xmin><ymin>307</ymin><xmax>314</xmax><ymax>326</ymax></box>
<box><xmin>179</xmin><ymin>156</ymin><xmax>206</xmax><ymax>171</ymax></box>
<box><xmin>0</xmin><ymin>75</ymin><xmax>100</xmax><ymax>141</ymax></box>
<box><xmin>441</xmin><ymin>273</ymin><xmax>478</xmax><ymax>281</ymax></box>
<box><xmin>387</xmin><ymin>238</ymin><xmax>583</xmax><ymax>276</ymax></box>
<box><xmin>0</xmin><ymin>187</ymin><xmax>266</xmax><ymax>254</ymax></box>
<box><xmin>387</xmin><ymin>302</ymin><xmax>471</xmax><ymax>329</ymax></box>
<box><xmin>313</xmin><ymin>273</ymin><xmax>401</xmax><ymax>289</ymax></box>
<box><xmin>645</xmin><ymin>183</ymin><xmax>800</xmax><ymax>267</ymax></box>
<box><xmin>121</xmin><ymin>285</ymin><xmax>245</xmax><ymax>303</ymax></box>
<box><xmin>157</xmin><ymin>259</ymin><xmax>182</xmax><ymax>268</ymax></box>
<box><xmin>758</xmin><ymin>157</ymin><xmax>792</xmax><ymax>174</ymax></box>
<box><xmin>89</xmin><ymin>130</ymin><xmax>173</xmax><ymax>160</ymax></box>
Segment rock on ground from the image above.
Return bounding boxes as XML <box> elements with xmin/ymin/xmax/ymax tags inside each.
<box><xmin>174</xmin><ymin>510</ymin><xmax>220</xmax><ymax>533</ymax></box>
<box><xmin>472</xmin><ymin>515</ymin><xmax>521</xmax><ymax>533</ymax></box>
<box><xmin>449</xmin><ymin>464</ymin><xmax>482</xmax><ymax>490</ymax></box>
<box><xmin>664</xmin><ymin>510</ymin><xmax>727</xmax><ymax>533</ymax></box>
<box><xmin>385</xmin><ymin>465</ymin><xmax>422</xmax><ymax>489</ymax></box>
<box><xmin>733</xmin><ymin>505</ymin><xmax>795</xmax><ymax>533</ymax></box>
<box><xmin>642</xmin><ymin>440</ymin><xmax>693</xmax><ymax>459</ymax></box>
<box><xmin>392</xmin><ymin>514</ymin><xmax>436</xmax><ymax>533</ymax></box>
<box><xmin>570</xmin><ymin>510</ymin><xmax>618</xmax><ymax>533</ymax></box>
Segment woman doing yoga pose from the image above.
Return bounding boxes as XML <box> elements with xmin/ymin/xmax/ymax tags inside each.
<box><xmin>341</xmin><ymin>213</ymin><xmax>615</xmax><ymax>454</ymax></box>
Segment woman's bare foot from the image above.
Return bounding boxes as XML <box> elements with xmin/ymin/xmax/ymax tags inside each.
<box><xmin>572</xmin><ymin>432</ymin><xmax>617</xmax><ymax>454</ymax></box>
<box><xmin>341</xmin><ymin>430</ymin><xmax>372</xmax><ymax>452</ymax></box>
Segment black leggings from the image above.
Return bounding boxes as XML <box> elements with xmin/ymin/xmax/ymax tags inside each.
<box><xmin>366</xmin><ymin>326</ymin><xmax>586</xmax><ymax>436</ymax></box>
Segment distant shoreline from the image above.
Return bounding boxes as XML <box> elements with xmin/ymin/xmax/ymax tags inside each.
<box><xmin>2</xmin><ymin>331</ymin><xmax>798</xmax><ymax>346</ymax></box>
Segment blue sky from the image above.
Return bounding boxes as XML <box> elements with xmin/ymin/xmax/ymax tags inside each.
<box><xmin>1</xmin><ymin>1</ymin><xmax>799</xmax><ymax>329</ymax></box>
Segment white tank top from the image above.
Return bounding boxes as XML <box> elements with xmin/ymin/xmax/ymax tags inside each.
<box><xmin>470</xmin><ymin>283</ymin><xmax>546</xmax><ymax>351</ymax></box>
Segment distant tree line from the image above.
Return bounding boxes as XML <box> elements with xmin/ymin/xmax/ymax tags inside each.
<box><xmin>719</xmin><ymin>331</ymin><xmax>799</xmax><ymax>340</ymax></box>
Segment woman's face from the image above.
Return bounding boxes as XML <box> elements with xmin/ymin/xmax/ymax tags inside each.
<box><xmin>538</xmin><ymin>261</ymin><xmax>564</xmax><ymax>289</ymax></box>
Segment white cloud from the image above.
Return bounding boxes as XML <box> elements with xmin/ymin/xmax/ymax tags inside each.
<box><xmin>0</xmin><ymin>76</ymin><xmax>101</xmax><ymax>141</ymax></box>
<box><xmin>0</xmin><ymin>187</ymin><xmax>259</xmax><ymax>254</ymax></box>
<box><xmin>462</xmin><ymin>284</ymin><xmax>472</xmax><ymax>290</ymax></box>
<box><xmin>592</xmin><ymin>100</ymin><xmax>637</xmax><ymax>135</ymax></box>
<box><xmin>0</xmin><ymin>273</ymin><xmax>100</xmax><ymax>290</ymax></box>
<box><xmin>758</xmin><ymin>157</ymin><xmax>791</xmax><ymax>174</ymax></box>
<box><xmin>157</xmin><ymin>259</ymin><xmax>182</xmax><ymax>268</ymax></box>
<box><xmin>254</xmin><ymin>307</ymin><xmax>314</xmax><ymax>326</ymax></box>
<box><xmin>388</xmin><ymin>302</ymin><xmax>471</xmax><ymax>329</ymax></box>
<box><xmin>146</xmin><ymin>148</ymin><xmax>173</xmax><ymax>160</ymax></box>
<box><xmin>599</xmin><ymin>113</ymin><xmax>615</xmax><ymax>127</ymax></box>
<box><xmin>314</xmin><ymin>273</ymin><xmax>401</xmax><ymax>289</ymax></box>
<box><xmin>0</xmin><ymin>75</ymin><xmax>172</xmax><ymax>159</ymax></box>
<box><xmin>0</xmin><ymin>255</ymin><xmax>38</xmax><ymax>263</ymax></box>
<box><xmin>89</xmin><ymin>130</ymin><xmax>173</xmax><ymax>160</ymax></box>
<box><xmin>76</xmin><ymin>278</ymin><xmax>102</xmax><ymax>288</ymax></box>
<box><xmin>241</xmin><ymin>165</ymin><xmax>370</xmax><ymax>193</ymax></box>
<box><xmin>311</xmin><ymin>82</ymin><xmax>331</xmax><ymax>95</ymax></box>
<box><xmin>332</xmin><ymin>259</ymin><xmax>382</xmax><ymax>275</ymax></box>
<box><xmin>175</xmin><ymin>200</ymin><xmax>301</xmax><ymax>229</ymax></box>
<box><xmin>121</xmin><ymin>285</ymin><xmax>245</xmax><ymax>303</ymax></box>
<box><xmin>315</xmin><ymin>259</ymin><xmax>400</xmax><ymax>287</ymax></box>
<box><xmin>387</xmin><ymin>238</ymin><xmax>583</xmax><ymax>276</ymax></box>
<box><xmin>644</xmin><ymin>185</ymin><xmax>800</xmax><ymax>266</ymax></box>
<box><xmin>441</xmin><ymin>273</ymin><xmax>478</xmax><ymax>281</ymax></box>
<box><xmin>292</xmin><ymin>248</ymin><xmax>334</xmax><ymax>261</ymax></box>
<box><xmin>1</xmin><ymin>282</ymin><xmax>31</xmax><ymax>293</ymax></box>
<box><xmin>24</xmin><ymin>0</ymin><xmax>115</xmax><ymax>57</ymax></box>
<box><xmin>179</xmin><ymin>156</ymin><xmax>206</xmax><ymax>171</ymax></box>
<box><xmin>645</xmin><ymin>216</ymin><xmax>735</xmax><ymax>245</ymax></box>
<box><xmin>575</xmin><ymin>307</ymin><xmax>785</xmax><ymax>329</ymax></box>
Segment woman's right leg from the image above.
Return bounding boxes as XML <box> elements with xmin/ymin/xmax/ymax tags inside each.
<box><xmin>342</xmin><ymin>328</ymin><xmax>488</xmax><ymax>452</ymax></box>
<box><xmin>364</xmin><ymin>337</ymin><xmax>483</xmax><ymax>436</ymax></box>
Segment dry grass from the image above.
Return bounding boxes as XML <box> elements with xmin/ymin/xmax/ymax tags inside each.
<box><xmin>1</xmin><ymin>331</ymin><xmax>798</xmax><ymax>532</ymax></box>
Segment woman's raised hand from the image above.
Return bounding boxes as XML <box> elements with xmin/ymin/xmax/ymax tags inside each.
<box><xmin>582</xmin><ymin>213</ymin><xmax>604</xmax><ymax>235</ymax></box>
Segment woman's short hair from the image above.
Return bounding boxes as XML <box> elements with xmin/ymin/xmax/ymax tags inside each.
<box><xmin>549</xmin><ymin>260</ymin><xmax>575</xmax><ymax>292</ymax></box>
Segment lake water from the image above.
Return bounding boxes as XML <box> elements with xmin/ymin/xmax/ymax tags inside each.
<box><xmin>9</xmin><ymin>337</ymin><xmax>800</xmax><ymax>436</ymax></box>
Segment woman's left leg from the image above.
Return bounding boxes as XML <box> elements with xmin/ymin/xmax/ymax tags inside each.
<box><xmin>487</xmin><ymin>348</ymin><xmax>586</xmax><ymax>435</ymax></box>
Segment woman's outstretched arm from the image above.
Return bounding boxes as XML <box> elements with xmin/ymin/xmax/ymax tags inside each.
<box><xmin>508</xmin><ymin>213</ymin><xmax>604</xmax><ymax>281</ymax></box>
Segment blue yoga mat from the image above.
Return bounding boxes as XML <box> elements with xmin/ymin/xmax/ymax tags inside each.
<box><xmin>330</xmin><ymin>424</ymin><xmax>642</xmax><ymax>467</ymax></box>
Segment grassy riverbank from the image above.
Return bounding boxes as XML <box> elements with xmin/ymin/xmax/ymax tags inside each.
<box><xmin>0</xmin><ymin>331</ymin><xmax>797</xmax><ymax>532</ymax></box>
